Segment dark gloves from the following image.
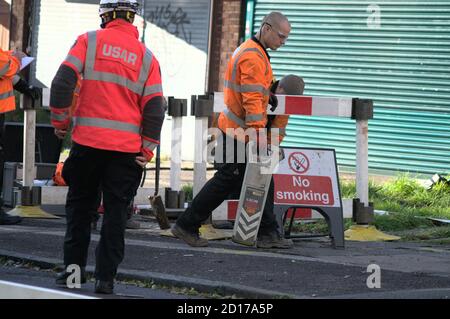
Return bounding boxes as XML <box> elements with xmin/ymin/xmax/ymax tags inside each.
<box><xmin>269</xmin><ymin>92</ymin><xmax>278</xmax><ymax>112</ymax></box>
<box><xmin>13</xmin><ymin>78</ymin><xmax>41</xmax><ymax>100</ymax></box>
<box><xmin>268</xmin><ymin>80</ymin><xmax>280</xmax><ymax>112</ymax></box>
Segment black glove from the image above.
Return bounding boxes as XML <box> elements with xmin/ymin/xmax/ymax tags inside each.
<box><xmin>25</xmin><ymin>86</ymin><xmax>42</xmax><ymax>100</ymax></box>
<box><xmin>13</xmin><ymin>78</ymin><xmax>41</xmax><ymax>100</ymax></box>
<box><xmin>269</xmin><ymin>92</ymin><xmax>278</xmax><ymax>112</ymax></box>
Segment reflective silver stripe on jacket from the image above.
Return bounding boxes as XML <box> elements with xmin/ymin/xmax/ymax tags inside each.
<box><xmin>143</xmin><ymin>84</ymin><xmax>163</xmax><ymax>97</ymax></box>
<box><xmin>0</xmin><ymin>91</ymin><xmax>14</xmax><ymax>100</ymax></box>
<box><xmin>223</xmin><ymin>109</ymin><xmax>247</xmax><ymax>128</ymax></box>
<box><xmin>84</xmin><ymin>31</ymin><xmax>152</xmax><ymax>96</ymax></box>
<box><xmin>0</xmin><ymin>60</ymin><xmax>11</xmax><ymax>77</ymax></box>
<box><xmin>245</xmin><ymin>113</ymin><xmax>264</xmax><ymax>123</ymax></box>
<box><xmin>73</xmin><ymin>117</ymin><xmax>140</xmax><ymax>134</ymax></box>
<box><xmin>223</xmin><ymin>80</ymin><xmax>269</xmax><ymax>96</ymax></box>
<box><xmin>142</xmin><ymin>140</ymin><xmax>158</xmax><ymax>151</ymax></box>
<box><xmin>51</xmin><ymin>110</ymin><xmax>70</xmax><ymax>122</ymax></box>
<box><xmin>231</xmin><ymin>47</ymin><xmax>266</xmax><ymax>81</ymax></box>
<box><xmin>64</xmin><ymin>54</ymin><xmax>83</xmax><ymax>73</ymax></box>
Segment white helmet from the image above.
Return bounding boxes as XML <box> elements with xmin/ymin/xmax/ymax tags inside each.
<box><xmin>99</xmin><ymin>0</ymin><xmax>140</xmax><ymax>16</ymax></box>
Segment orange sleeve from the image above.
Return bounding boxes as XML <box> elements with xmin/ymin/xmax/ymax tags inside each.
<box><xmin>239</xmin><ymin>53</ymin><xmax>268</xmax><ymax>129</ymax></box>
<box><xmin>0</xmin><ymin>50</ymin><xmax>20</xmax><ymax>79</ymax></box>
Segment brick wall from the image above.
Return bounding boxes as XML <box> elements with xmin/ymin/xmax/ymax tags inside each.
<box><xmin>208</xmin><ymin>0</ymin><xmax>244</xmax><ymax>93</ymax></box>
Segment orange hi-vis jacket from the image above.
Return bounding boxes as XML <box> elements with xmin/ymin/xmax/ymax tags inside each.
<box><xmin>217</xmin><ymin>37</ymin><xmax>273</xmax><ymax>143</ymax></box>
<box><xmin>0</xmin><ymin>49</ymin><xmax>20</xmax><ymax>114</ymax></box>
<box><xmin>50</xmin><ymin>19</ymin><xmax>163</xmax><ymax>159</ymax></box>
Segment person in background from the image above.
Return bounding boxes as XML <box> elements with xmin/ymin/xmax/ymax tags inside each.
<box><xmin>0</xmin><ymin>48</ymin><xmax>41</xmax><ymax>225</ymax></box>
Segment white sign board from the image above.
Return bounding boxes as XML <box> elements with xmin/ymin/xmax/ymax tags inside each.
<box><xmin>273</xmin><ymin>148</ymin><xmax>341</xmax><ymax>208</ymax></box>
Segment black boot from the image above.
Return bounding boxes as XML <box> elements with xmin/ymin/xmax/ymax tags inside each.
<box><xmin>55</xmin><ymin>267</ymin><xmax>87</xmax><ymax>286</ymax></box>
<box><xmin>94</xmin><ymin>280</ymin><xmax>114</xmax><ymax>294</ymax></box>
<box><xmin>0</xmin><ymin>210</ymin><xmax>22</xmax><ymax>225</ymax></box>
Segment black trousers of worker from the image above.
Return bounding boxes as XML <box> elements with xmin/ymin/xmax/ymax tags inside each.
<box><xmin>0</xmin><ymin>113</ymin><xmax>5</xmax><ymax>197</ymax></box>
<box><xmin>62</xmin><ymin>142</ymin><xmax>142</xmax><ymax>281</ymax></box>
<box><xmin>176</xmin><ymin>134</ymin><xmax>279</xmax><ymax>236</ymax></box>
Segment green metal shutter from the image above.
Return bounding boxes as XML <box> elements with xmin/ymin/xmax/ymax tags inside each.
<box><xmin>252</xmin><ymin>0</ymin><xmax>450</xmax><ymax>176</ymax></box>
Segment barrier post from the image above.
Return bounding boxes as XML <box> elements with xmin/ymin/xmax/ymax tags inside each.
<box><xmin>167</xmin><ymin>97</ymin><xmax>187</xmax><ymax>193</ymax></box>
<box><xmin>7</xmin><ymin>93</ymin><xmax>58</xmax><ymax>218</ymax></box>
<box><xmin>191</xmin><ymin>94</ymin><xmax>213</xmax><ymax>196</ymax></box>
<box><xmin>353</xmin><ymin>99</ymin><xmax>374</xmax><ymax>224</ymax></box>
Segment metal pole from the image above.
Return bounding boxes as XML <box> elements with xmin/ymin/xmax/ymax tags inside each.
<box><xmin>170</xmin><ymin>116</ymin><xmax>182</xmax><ymax>191</ymax></box>
<box><xmin>193</xmin><ymin>117</ymin><xmax>208</xmax><ymax>196</ymax></box>
<box><xmin>355</xmin><ymin>119</ymin><xmax>369</xmax><ymax>206</ymax></box>
<box><xmin>22</xmin><ymin>95</ymin><xmax>35</xmax><ymax>187</ymax></box>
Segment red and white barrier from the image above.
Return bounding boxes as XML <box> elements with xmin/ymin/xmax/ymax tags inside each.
<box><xmin>208</xmin><ymin>91</ymin><xmax>371</xmax><ymax>223</ymax></box>
<box><xmin>213</xmin><ymin>92</ymin><xmax>353</xmax><ymax>117</ymax></box>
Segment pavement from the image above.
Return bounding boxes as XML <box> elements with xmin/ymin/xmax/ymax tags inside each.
<box><xmin>0</xmin><ymin>209</ymin><xmax>450</xmax><ymax>299</ymax></box>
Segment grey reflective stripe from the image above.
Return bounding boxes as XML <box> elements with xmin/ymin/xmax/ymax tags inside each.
<box><xmin>223</xmin><ymin>109</ymin><xmax>247</xmax><ymax>128</ymax></box>
<box><xmin>85</xmin><ymin>31</ymin><xmax>97</xmax><ymax>76</ymax></box>
<box><xmin>245</xmin><ymin>113</ymin><xmax>264</xmax><ymax>123</ymax></box>
<box><xmin>84</xmin><ymin>31</ymin><xmax>151</xmax><ymax>95</ymax></box>
<box><xmin>143</xmin><ymin>140</ymin><xmax>158</xmax><ymax>151</ymax></box>
<box><xmin>137</xmin><ymin>49</ymin><xmax>152</xmax><ymax>94</ymax></box>
<box><xmin>231</xmin><ymin>47</ymin><xmax>266</xmax><ymax>81</ymax></box>
<box><xmin>0</xmin><ymin>91</ymin><xmax>14</xmax><ymax>100</ymax></box>
<box><xmin>143</xmin><ymin>84</ymin><xmax>163</xmax><ymax>97</ymax></box>
<box><xmin>0</xmin><ymin>60</ymin><xmax>11</xmax><ymax>77</ymax></box>
<box><xmin>65</xmin><ymin>54</ymin><xmax>83</xmax><ymax>73</ymax></box>
<box><xmin>73</xmin><ymin>117</ymin><xmax>140</xmax><ymax>134</ymax></box>
<box><xmin>86</xmin><ymin>72</ymin><xmax>146</xmax><ymax>94</ymax></box>
<box><xmin>223</xmin><ymin>80</ymin><xmax>269</xmax><ymax>96</ymax></box>
<box><xmin>51</xmin><ymin>111</ymin><xmax>70</xmax><ymax>122</ymax></box>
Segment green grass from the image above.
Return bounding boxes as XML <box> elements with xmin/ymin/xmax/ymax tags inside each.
<box><xmin>182</xmin><ymin>184</ymin><xmax>193</xmax><ymax>202</ymax></box>
<box><xmin>293</xmin><ymin>174</ymin><xmax>450</xmax><ymax>241</ymax></box>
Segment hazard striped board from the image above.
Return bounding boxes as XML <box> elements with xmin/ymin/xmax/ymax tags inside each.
<box><xmin>213</xmin><ymin>92</ymin><xmax>353</xmax><ymax>117</ymax></box>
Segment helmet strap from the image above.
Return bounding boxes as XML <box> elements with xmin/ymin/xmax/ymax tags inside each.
<box><xmin>100</xmin><ymin>11</ymin><xmax>135</xmax><ymax>28</ymax></box>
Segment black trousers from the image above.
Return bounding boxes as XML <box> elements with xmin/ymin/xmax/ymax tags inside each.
<box><xmin>0</xmin><ymin>113</ymin><xmax>5</xmax><ymax>198</ymax></box>
<box><xmin>62</xmin><ymin>142</ymin><xmax>142</xmax><ymax>281</ymax></box>
<box><xmin>176</xmin><ymin>134</ymin><xmax>279</xmax><ymax>235</ymax></box>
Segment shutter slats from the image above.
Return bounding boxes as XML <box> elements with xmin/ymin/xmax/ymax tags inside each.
<box><xmin>253</xmin><ymin>0</ymin><xmax>450</xmax><ymax>175</ymax></box>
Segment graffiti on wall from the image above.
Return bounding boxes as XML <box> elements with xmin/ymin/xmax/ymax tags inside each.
<box><xmin>147</xmin><ymin>4</ymin><xmax>192</xmax><ymax>44</ymax></box>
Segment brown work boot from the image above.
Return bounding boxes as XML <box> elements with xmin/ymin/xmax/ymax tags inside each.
<box><xmin>256</xmin><ymin>231</ymin><xmax>294</xmax><ymax>249</ymax></box>
<box><xmin>171</xmin><ymin>223</ymin><xmax>208</xmax><ymax>247</ymax></box>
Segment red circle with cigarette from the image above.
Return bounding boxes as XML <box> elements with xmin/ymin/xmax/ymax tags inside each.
<box><xmin>288</xmin><ymin>152</ymin><xmax>310</xmax><ymax>174</ymax></box>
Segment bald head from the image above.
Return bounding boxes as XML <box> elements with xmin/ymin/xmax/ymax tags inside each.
<box><xmin>257</xmin><ymin>11</ymin><xmax>291</xmax><ymax>50</ymax></box>
<box><xmin>261</xmin><ymin>12</ymin><xmax>290</xmax><ymax>30</ymax></box>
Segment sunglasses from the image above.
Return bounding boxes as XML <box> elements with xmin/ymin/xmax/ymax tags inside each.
<box><xmin>265</xmin><ymin>23</ymin><xmax>288</xmax><ymax>41</ymax></box>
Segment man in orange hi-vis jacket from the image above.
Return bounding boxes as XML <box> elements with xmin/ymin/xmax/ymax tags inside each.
<box><xmin>51</xmin><ymin>0</ymin><xmax>165</xmax><ymax>294</ymax></box>
<box><xmin>172</xmin><ymin>12</ymin><xmax>294</xmax><ymax>249</ymax></box>
<box><xmin>0</xmin><ymin>49</ymin><xmax>41</xmax><ymax>225</ymax></box>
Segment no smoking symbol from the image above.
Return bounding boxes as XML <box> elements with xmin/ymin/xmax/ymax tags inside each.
<box><xmin>288</xmin><ymin>152</ymin><xmax>310</xmax><ymax>174</ymax></box>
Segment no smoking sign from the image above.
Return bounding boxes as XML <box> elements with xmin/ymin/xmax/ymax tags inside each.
<box><xmin>288</xmin><ymin>152</ymin><xmax>310</xmax><ymax>174</ymax></box>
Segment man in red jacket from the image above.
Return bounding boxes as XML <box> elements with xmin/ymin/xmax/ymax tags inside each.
<box><xmin>50</xmin><ymin>0</ymin><xmax>165</xmax><ymax>294</ymax></box>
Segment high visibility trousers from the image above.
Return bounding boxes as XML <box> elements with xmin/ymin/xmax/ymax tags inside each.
<box><xmin>62</xmin><ymin>142</ymin><xmax>142</xmax><ymax>281</ymax></box>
